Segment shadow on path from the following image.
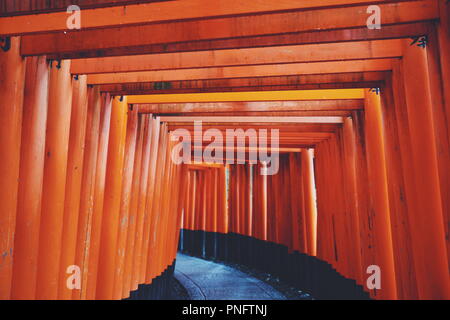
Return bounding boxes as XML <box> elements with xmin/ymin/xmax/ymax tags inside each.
<box><xmin>174</xmin><ymin>253</ymin><xmax>287</xmax><ymax>300</ymax></box>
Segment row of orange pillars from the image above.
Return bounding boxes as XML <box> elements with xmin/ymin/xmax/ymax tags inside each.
<box><xmin>1</xmin><ymin>35</ymin><xmax>450</xmax><ymax>300</ymax></box>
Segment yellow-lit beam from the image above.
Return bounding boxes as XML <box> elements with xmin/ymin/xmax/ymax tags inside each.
<box><xmin>127</xmin><ymin>89</ymin><xmax>365</xmax><ymax>104</ymax></box>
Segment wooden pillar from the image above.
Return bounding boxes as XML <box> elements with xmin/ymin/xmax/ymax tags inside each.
<box><xmin>130</xmin><ymin>115</ymin><xmax>151</xmax><ymax>289</ymax></box>
<box><xmin>140</xmin><ymin>117</ymin><xmax>160</xmax><ymax>283</ymax></box>
<box><xmin>10</xmin><ymin>55</ymin><xmax>47</xmax><ymax>300</ymax></box>
<box><xmin>147</xmin><ymin>125</ymin><xmax>168</xmax><ymax>280</ymax></box>
<box><xmin>157</xmin><ymin>129</ymin><xmax>172</xmax><ymax>274</ymax></box>
<box><xmin>259</xmin><ymin>164</ymin><xmax>268</xmax><ymax>242</ymax></box>
<box><xmin>341</xmin><ymin>117</ymin><xmax>364</xmax><ymax>285</ymax></box>
<box><xmin>85</xmin><ymin>93</ymin><xmax>112</xmax><ymax>300</ymax></box>
<box><xmin>380</xmin><ymin>78</ymin><xmax>418</xmax><ymax>299</ymax></box>
<box><xmin>400</xmin><ymin>40</ymin><xmax>450</xmax><ymax>299</ymax></box>
<box><xmin>122</xmin><ymin>114</ymin><xmax>144</xmax><ymax>298</ymax></box>
<box><xmin>190</xmin><ymin>171</ymin><xmax>197</xmax><ymax>231</ymax></box>
<box><xmin>142</xmin><ymin>117</ymin><xmax>161</xmax><ymax>284</ymax></box>
<box><xmin>58</xmin><ymin>74</ymin><xmax>89</xmax><ymax>300</ymax></box>
<box><xmin>0</xmin><ymin>37</ymin><xmax>25</xmax><ymax>300</ymax></box>
<box><xmin>96</xmin><ymin>96</ymin><xmax>128</xmax><ymax>300</ymax></box>
<box><xmin>212</xmin><ymin>168</ymin><xmax>219</xmax><ymax>234</ymax></box>
<box><xmin>328</xmin><ymin>136</ymin><xmax>347</xmax><ymax>275</ymax></box>
<box><xmin>153</xmin><ymin>128</ymin><xmax>171</xmax><ymax>279</ymax></box>
<box><xmin>315</xmin><ymin>140</ymin><xmax>335</xmax><ymax>263</ymax></box>
<box><xmin>279</xmin><ymin>156</ymin><xmax>292</xmax><ymax>249</ymax></box>
<box><xmin>266</xmin><ymin>173</ymin><xmax>276</xmax><ymax>243</ymax></box>
<box><xmin>162</xmin><ymin>139</ymin><xmax>178</xmax><ymax>268</ymax></box>
<box><xmin>288</xmin><ymin>154</ymin><xmax>302</xmax><ymax>252</ymax></box>
<box><xmin>363</xmin><ymin>90</ymin><xmax>397</xmax><ymax>300</ymax></box>
<box><xmin>174</xmin><ymin>165</ymin><xmax>189</xmax><ymax>255</ymax></box>
<box><xmin>302</xmin><ymin>149</ymin><xmax>317</xmax><ymax>256</ymax></box>
<box><xmin>352</xmin><ymin>110</ymin><xmax>378</xmax><ymax>295</ymax></box>
<box><xmin>112</xmin><ymin>106</ymin><xmax>138</xmax><ymax>300</ymax></box>
<box><xmin>73</xmin><ymin>86</ymin><xmax>102</xmax><ymax>300</ymax></box>
<box><xmin>246</xmin><ymin>165</ymin><xmax>253</xmax><ymax>237</ymax></box>
<box><xmin>218</xmin><ymin>167</ymin><xmax>229</xmax><ymax>235</ymax></box>
<box><xmin>36</xmin><ymin>60</ymin><xmax>73</xmax><ymax>300</ymax></box>
<box><xmin>427</xmin><ymin>19</ymin><xmax>450</xmax><ymax>272</ymax></box>
<box><xmin>194</xmin><ymin>171</ymin><xmax>201</xmax><ymax>231</ymax></box>
<box><xmin>438</xmin><ymin>0</ymin><xmax>450</xmax><ymax>275</ymax></box>
<box><xmin>183</xmin><ymin>171</ymin><xmax>192</xmax><ymax>232</ymax></box>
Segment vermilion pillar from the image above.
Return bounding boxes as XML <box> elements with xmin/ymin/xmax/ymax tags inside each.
<box><xmin>122</xmin><ymin>114</ymin><xmax>144</xmax><ymax>297</ymax></box>
<box><xmin>429</xmin><ymin>12</ymin><xmax>450</xmax><ymax>270</ymax></box>
<box><xmin>315</xmin><ymin>140</ymin><xmax>335</xmax><ymax>263</ymax></box>
<box><xmin>190</xmin><ymin>171</ymin><xmax>197</xmax><ymax>231</ymax></box>
<box><xmin>11</xmin><ymin>56</ymin><xmax>48</xmax><ymax>300</ymax></box>
<box><xmin>246</xmin><ymin>165</ymin><xmax>253</xmax><ymax>237</ymax></box>
<box><xmin>36</xmin><ymin>60</ymin><xmax>73</xmax><ymax>300</ymax></box>
<box><xmin>174</xmin><ymin>165</ymin><xmax>188</xmax><ymax>256</ymax></box>
<box><xmin>86</xmin><ymin>92</ymin><xmax>112</xmax><ymax>300</ymax></box>
<box><xmin>401</xmin><ymin>40</ymin><xmax>450</xmax><ymax>299</ymax></box>
<box><xmin>218</xmin><ymin>167</ymin><xmax>229</xmax><ymax>235</ymax></box>
<box><xmin>147</xmin><ymin>125</ymin><xmax>167</xmax><ymax>280</ymax></box>
<box><xmin>58</xmin><ymin>74</ymin><xmax>89</xmax><ymax>300</ymax></box>
<box><xmin>341</xmin><ymin>117</ymin><xmax>363</xmax><ymax>285</ymax></box>
<box><xmin>96</xmin><ymin>96</ymin><xmax>128</xmax><ymax>300</ymax></box>
<box><xmin>142</xmin><ymin>117</ymin><xmax>161</xmax><ymax>284</ymax></box>
<box><xmin>380</xmin><ymin>78</ymin><xmax>418</xmax><ymax>299</ymax></box>
<box><xmin>130</xmin><ymin>116</ymin><xmax>151</xmax><ymax>289</ymax></box>
<box><xmin>0</xmin><ymin>37</ymin><xmax>25</xmax><ymax>300</ymax></box>
<box><xmin>212</xmin><ymin>168</ymin><xmax>219</xmax><ymax>234</ymax></box>
<box><xmin>364</xmin><ymin>91</ymin><xmax>397</xmax><ymax>300</ymax></box>
<box><xmin>146</xmin><ymin>123</ymin><xmax>167</xmax><ymax>281</ymax></box>
<box><xmin>73</xmin><ymin>86</ymin><xmax>102</xmax><ymax>300</ymax></box>
<box><xmin>112</xmin><ymin>106</ymin><xmax>138</xmax><ymax>300</ymax></box>
<box><xmin>153</xmin><ymin>129</ymin><xmax>171</xmax><ymax>278</ymax></box>
<box><xmin>259</xmin><ymin>163</ymin><xmax>268</xmax><ymax>242</ymax></box>
<box><xmin>288</xmin><ymin>154</ymin><xmax>304</xmax><ymax>252</ymax></box>
<box><xmin>302</xmin><ymin>149</ymin><xmax>317</xmax><ymax>256</ymax></box>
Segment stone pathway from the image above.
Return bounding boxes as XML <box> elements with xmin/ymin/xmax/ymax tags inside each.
<box><xmin>174</xmin><ymin>254</ymin><xmax>287</xmax><ymax>300</ymax></box>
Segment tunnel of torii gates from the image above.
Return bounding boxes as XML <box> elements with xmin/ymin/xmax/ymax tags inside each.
<box><xmin>0</xmin><ymin>0</ymin><xmax>449</xmax><ymax>301</ymax></box>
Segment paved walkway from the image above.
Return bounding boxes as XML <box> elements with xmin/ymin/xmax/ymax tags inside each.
<box><xmin>174</xmin><ymin>254</ymin><xmax>286</xmax><ymax>300</ymax></box>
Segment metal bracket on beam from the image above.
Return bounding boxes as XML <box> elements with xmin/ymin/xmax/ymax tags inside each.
<box><xmin>0</xmin><ymin>37</ymin><xmax>11</xmax><ymax>52</ymax></box>
<box><xmin>48</xmin><ymin>59</ymin><xmax>62</xmax><ymax>69</ymax></box>
<box><xmin>369</xmin><ymin>88</ymin><xmax>381</xmax><ymax>95</ymax></box>
<box><xmin>410</xmin><ymin>35</ymin><xmax>428</xmax><ymax>48</ymax></box>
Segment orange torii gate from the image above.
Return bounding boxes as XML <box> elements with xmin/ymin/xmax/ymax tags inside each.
<box><xmin>0</xmin><ymin>0</ymin><xmax>449</xmax><ymax>301</ymax></box>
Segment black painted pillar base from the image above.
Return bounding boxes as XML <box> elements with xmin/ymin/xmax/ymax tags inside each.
<box><xmin>125</xmin><ymin>260</ymin><xmax>176</xmax><ymax>300</ymax></box>
<box><xmin>178</xmin><ymin>229</ymin><xmax>371</xmax><ymax>300</ymax></box>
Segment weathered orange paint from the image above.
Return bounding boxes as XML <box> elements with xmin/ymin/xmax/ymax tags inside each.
<box><xmin>0</xmin><ymin>37</ymin><xmax>26</xmax><ymax>300</ymax></box>
<box><xmin>401</xmin><ymin>40</ymin><xmax>450</xmax><ymax>299</ymax></box>
<box><xmin>113</xmin><ymin>106</ymin><xmax>138</xmax><ymax>300</ymax></box>
<box><xmin>36</xmin><ymin>60</ymin><xmax>73</xmax><ymax>300</ymax></box>
<box><xmin>58</xmin><ymin>74</ymin><xmax>89</xmax><ymax>300</ymax></box>
<box><xmin>96</xmin><ymin>96</ymin><xmax>128</xmax><ymax>300</ymax></box>
<box><xmin>85</xmin><ymin>93</ymin><xmax>112</xmax><ymax>300</ymax></box>
<box><xmin>11</xmin><ymin>56</ymin><xmax>48</xmax><ymax>300</ymax></box>
<box><xmin>73</xmin><ymin>86</ymin><xmax>102</xmax><ymax>300</ymax></box>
